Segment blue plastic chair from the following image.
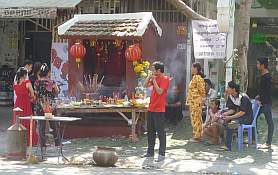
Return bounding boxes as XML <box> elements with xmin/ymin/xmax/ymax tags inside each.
<box><xmin>237</xmin><ymin>100</ymin><xmax>261</xmax><ymax>150</ymax></box>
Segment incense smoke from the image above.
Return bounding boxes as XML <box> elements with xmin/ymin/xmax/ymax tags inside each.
<box><xmin>162</xmin><ymin>48</ymin><xmax>187</xmax><ymax>87</ymax></box>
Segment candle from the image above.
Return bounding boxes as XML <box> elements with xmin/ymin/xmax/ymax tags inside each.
<box><xmin>132</xmin><ymin>92</ymin><xmax>135</xmax><ymax>100</ymax></box>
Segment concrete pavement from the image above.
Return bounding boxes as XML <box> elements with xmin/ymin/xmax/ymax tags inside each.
<box><xmin>0</xmin><ymin>106</ymin><xmax>278</xmax><ymax>175</ymax></box>
<box><xmin>0</xmin><ymin>107</ymin><xmax>12</xmax><ymax>155</ymax></box>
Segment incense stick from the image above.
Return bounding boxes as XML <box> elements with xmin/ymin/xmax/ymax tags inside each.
<box><xmin>83</xmin><ymin>75</ymin><xmax>88</xmax><ymax>88</ymax></box>
<box><xmin>78</xmin><ymin>81</ymin><xmax>85</xmax><ymax>91</ymax></box>
<box><xmin>99</xmin><ymin>76</ymin><xmax>104</xmax><ymax>87</ymax></box>
<box><xmin>89</xmin><ymin>74</ymin><xmax>92</xmax><ymax>88</ymax></box>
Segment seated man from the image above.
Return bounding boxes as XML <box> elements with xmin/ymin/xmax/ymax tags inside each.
<box><xmin>218</xmin><ymin>81</ymin><xmax>253</xmax><ymax>151</ymax></box>
<box><xmin>165</xmin><ymin>86</ymin><xmax>183</xmax><ymax>125</ymax></box>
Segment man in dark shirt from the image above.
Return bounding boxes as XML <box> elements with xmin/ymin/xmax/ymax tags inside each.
<box><xmin>256</xmin><ymin>57</ymin><xmax>274</xmax><ymax>149</ymax></box>
<box><xmin>165</xmin><ymin>85</ymin><xmax>183</xmax><ymax>125</ymax></box>
<box><xmin>219</xmin><ymin>81</ymin><xmax>253</xmax><ymax>151</ymax></box>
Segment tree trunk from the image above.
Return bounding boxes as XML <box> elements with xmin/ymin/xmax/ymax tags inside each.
<box><xmin>166</xmin><ymin>0</ymin><xmax>209</xmax><ymax>20</ymax></box>
<box><xmin>235</xmin><ymin>0</ymin><xmax>252</xmax><ymax>92</ymax></box>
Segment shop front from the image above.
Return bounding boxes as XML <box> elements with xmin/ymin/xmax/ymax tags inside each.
<box><xmin>248</xmin><ymin>17</ymin><xmax>278</xmax><ymax>96</ymax></box>
<box><xmin>0</xmin><ymin>0</ymin><xmax>82</xmax><ymax>105</ymax></box>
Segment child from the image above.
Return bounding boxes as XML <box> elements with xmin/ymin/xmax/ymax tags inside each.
<box><xmin>203</xmin><ymin>99</ymin><xmax>222</xmax><ymax>145</ymax></box>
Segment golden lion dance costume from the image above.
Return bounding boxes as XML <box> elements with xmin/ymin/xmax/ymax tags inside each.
<box><xmin>186</xmin><ymin>75</ymin><xmax>205</xmax><ymax>139</ymax></box>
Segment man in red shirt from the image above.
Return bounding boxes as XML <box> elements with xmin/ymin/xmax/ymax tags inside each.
<box><xmin>141</xmin><ymin>61</ymin><xmax>170</xmax><ymax>162</ymax></box>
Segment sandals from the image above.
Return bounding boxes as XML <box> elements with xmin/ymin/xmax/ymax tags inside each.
<box><xmin>189</xmin><ymin>138</ymin><xmax>202</xmax><ymax>143</ymax></box>
<box><xmin>202</xmin><ymin>141</ymin><xmax>212</xmax><ymax>146</ymax></box>
<box><xmin>217</xmin><ymin>146</ymin><xmax>230</xmax><ymax>151</ymax></box>
<box><xmin>258</xmin><ymin>144</ymin><xmax>271</xmax><ymax>149</ymax></box>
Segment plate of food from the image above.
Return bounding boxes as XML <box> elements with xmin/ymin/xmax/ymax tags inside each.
<box><xmin>71</xmin><ymin>101</ymin><xmax>82</xmax><ymax>107</ymax></box>
<box><xmin>44</xmin><ymin>113</ymin><xmax>54</xmax><ymax>119</ymax></box>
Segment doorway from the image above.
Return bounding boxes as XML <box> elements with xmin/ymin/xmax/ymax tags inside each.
<box><xmin>25</xmin><ymin>32</ymin><xmax>52</xmax><ymax>65</ymax></box>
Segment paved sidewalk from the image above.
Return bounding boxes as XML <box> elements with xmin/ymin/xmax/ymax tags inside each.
<box><xmin>0</xmin><ymin>106</ymin><xmax>278</xmax><ymax>175</ymax></box>
<box><xmin>0</xmin><ymin>107</ymin><xmax>12</xmax><ymax>155</ymax></box>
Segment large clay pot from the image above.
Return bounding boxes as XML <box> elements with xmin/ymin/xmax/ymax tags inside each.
<box><xmin>93</xmin><ymin>147</ymin><xmax>118</xmax><ymax>166</ymax></box>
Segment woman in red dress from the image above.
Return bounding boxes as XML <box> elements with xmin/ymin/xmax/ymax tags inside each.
<box><xmin>13</xmin><ymin>67</ymin><xmax>38</xmax><ymax>146</ymax></box>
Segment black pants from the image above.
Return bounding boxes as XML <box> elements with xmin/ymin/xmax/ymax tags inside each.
<box><xmin>225</xmin><ymin>114</ymin><xmax>251</xmax><ymax>150</ymax></box>
<box><xmin>257</xmin><ymin>104</ymin><xmax>274</xmax><ymax>145</ymax></box>
<box><xmin>202</xmin><ymin>107</ymin><xmax>207</xmax><ymax>123</ymax></box>
<box><xmin>38</xmin><ymin>121</ymin><xmax>61</xmax><ymax>147</ymax></box>
<box><xmin>147</xmin><ymin>112</ymin><xmax>166</xmax><ymax>156</ymax></box>
<box><xmin>34</xmin><ymin>103</ymin><xmax>61</xmax><ymax>147</ymax></box>
<box><xmin>165</xmin><ymin>106</ymin><xmax>183</xmax><ymax>125</ymax></box>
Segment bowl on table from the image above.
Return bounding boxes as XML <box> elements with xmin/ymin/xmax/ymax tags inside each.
<box><xmin>44</xmin><ymin>113</ymin><xmax>54</xmax><ymax>119</ymax></box>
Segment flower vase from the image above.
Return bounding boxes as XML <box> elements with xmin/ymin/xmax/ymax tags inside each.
<box><xmin>135</xmin><ymin>77</ymin><xmax>146</xmax><ymax>99</ymax></box>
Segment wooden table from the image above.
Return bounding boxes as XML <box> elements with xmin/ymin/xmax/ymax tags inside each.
<box><xmin>56</xmin><ymin>105</ymin><xmax>148</xmax><ymax>142</ymax></box>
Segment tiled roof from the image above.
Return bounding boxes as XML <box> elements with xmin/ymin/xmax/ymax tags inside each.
<box><xmin>64</xmin><ymin>19</ymin><xmax>141</xmax><ymax>37</ymax></box>
<box><xmin>58</xmin><ymin>12</ymin><xmax>162</xmax><ymax>38</ymax></box>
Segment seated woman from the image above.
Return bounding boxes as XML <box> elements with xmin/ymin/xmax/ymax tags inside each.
<box><xmin>203</xmin><ymin>99</ymin><xmax>223</xmax><ymax>145</ymax></box>
<box><xmin>165</xmin><ymin>86</ymin><xmax>183</xmax><ymax>125</ymax></box>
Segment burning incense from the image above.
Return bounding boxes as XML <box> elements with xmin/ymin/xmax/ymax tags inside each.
<box><xmin>78</xmin><ymin>81</ymin><xmax>85</xmax><ymax>92</ymax></box>
<box><xmin>83</xmin><ymin>75</ymin><xmax>88</xmax><ymax>88</ymax></box>
<box><xmin>89</xmin><ymin>74</ymin><xmax>92</xmax><ymax>88</ymax></box>
<box><xmin>93</xmin><ymin>74</ymin><xmax>98</xmax><ymax>91</ymax></box>
<box><xmin>99</xmin><ymin>76</ymin><xmax>104</xmax><ymax>87</ymax></box>
<box><xmin>80</xmin><ymin>73</ymin><xmax>105</xmax><ymax>93</ymax></box>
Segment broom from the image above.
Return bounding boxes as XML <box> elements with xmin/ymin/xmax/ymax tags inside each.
<box><xmin>26</xmin><ymin>115</ymin><xmax>38</xmax><ymax>164</ymax></box>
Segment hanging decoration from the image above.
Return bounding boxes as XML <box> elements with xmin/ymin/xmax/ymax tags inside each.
<box><xmin>95</xmin><ymin>41</ymin><xmax>110</xmax><ymax>64</ymax></box>
<box><xmin>101</xmin><ymin>42</ymin><xmax>109</xmax><ymax>63</ymax></box>
<box><xmin>114</xmin><ymin>39</ymin><xmax>122</xmax><ymax>48</ymax></box>
<box><xmin>117</xmin><ymin>45</ymin><xmax>124</xmax><ymax>56</ymax></box>
<box><xmin>96</xmin><ymin>42</ymin><xmax>103</xmax><ymax>59</ymax></box>
<box><xmin>115</xmin><ymin>39</ymin><xmax>124</xmax><ymax>56</ymax></box>
<box><xmin>124</xmin><ymin>44</ymin><xmax>142</xmax><ymax>61</ymax></box>
<box><xmin>90</xmin><ymin>39</ymin><xmax>97</xmax><ymax>47</ymax></box>
<box><xmin>69</xmin><ymin>42</ymin><xmax>86</xmax><ymax>68</ymax></box>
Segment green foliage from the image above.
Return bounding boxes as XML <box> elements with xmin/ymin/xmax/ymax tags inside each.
<box><xmin>258</xmin><ymin>0</ymin><xmax>278</xmax><ymax>9</ymax></box>
<box><xmin>251</xmin><ymin>33</ymin><xmax>267</xmax><ymax>44</ymax></box>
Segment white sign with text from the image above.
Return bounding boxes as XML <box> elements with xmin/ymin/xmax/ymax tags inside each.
<box><xmin>0</xmin><ymin>8</ymin><xmax>57</xmax><ymax>18</ymax></box>
<box><xmin>192</xmin><ymin>20</ymin><xmax>227</xmax><ymax>59</ymax></box>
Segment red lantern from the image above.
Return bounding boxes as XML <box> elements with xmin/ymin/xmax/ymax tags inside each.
<box><xmin>125</xmin><ymin>44</ymin><xmax>141</xmax><ymax>61</ymax></box>
<box><xmin>69</xmin><ymin>42</ymin><xmax>86</xmax><ymax>68</ymax></box>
